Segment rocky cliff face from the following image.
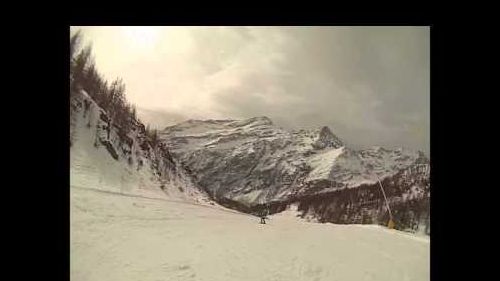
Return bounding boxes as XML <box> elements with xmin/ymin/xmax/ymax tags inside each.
<box><xmin>70</xmin><ymin>90</ymin><xmax>211</xmax><ymax>203</ymax></box>
<box><xmin>160</xmin><ymin>116</ymin><xmax>430</xmax><ymax>234</ymax></box>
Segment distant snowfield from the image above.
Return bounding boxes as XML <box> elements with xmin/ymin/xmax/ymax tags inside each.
<box><xmin>70</xmin><ymin>186</ymin><xmax>429</xmax><ymax>281</ymax></box>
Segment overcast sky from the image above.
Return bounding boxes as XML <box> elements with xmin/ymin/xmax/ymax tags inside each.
<box><xmin>72</xmin><ymin>26</ymin><xmax>430</xmax><ymax>155</ymax></box>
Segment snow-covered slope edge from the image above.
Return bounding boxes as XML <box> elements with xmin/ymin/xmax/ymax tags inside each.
<box><xmin>70</xmin><ymin>90</ymin><xmax>211</xmax><ymax>204</ymax></box>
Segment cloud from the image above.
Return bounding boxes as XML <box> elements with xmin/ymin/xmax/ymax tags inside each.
<box><xmin>74</xmin><ymin>26</ymin><xmax>430</xmax><ymax>155</ymax></box>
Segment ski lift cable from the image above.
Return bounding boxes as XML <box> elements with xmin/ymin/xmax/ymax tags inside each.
<box><xmin>375</xmin><ymin>176</ymin><xmax>393</xmax><ymax>221</ymax></box>
<box><xmin>356</xmin><ymin>153</ymin><xmax>393</xmax><ymax>223</ymax></box>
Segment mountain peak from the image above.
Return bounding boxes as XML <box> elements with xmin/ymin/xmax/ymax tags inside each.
<box><xmin>313</xmin><ymin>126</ymin><xmax>343</xmax><ymax>149</ymax></box>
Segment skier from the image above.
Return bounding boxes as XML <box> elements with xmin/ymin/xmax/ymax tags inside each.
<box><xmin>260</xmin><ymin>215</ymin><xmax>267</xmax><ymax>224</ymax></box>
<box><xmin>259</xmin><ymin>208</ymin><xmax>268</xmax><ymax>224</ymax></box>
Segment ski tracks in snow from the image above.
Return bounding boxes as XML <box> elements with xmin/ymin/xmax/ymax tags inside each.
<box><xmin>71</xmin><ymin>186</ymin><xmax>429</xmax><ymax>281</ymax></box>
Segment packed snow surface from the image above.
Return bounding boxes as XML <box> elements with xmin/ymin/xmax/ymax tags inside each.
<box><xmin>71</xmin><ymin>186</ymin><xmax>429</xmax><ymax>281</ymax></box>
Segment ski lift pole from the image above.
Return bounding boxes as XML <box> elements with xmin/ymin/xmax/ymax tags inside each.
<box><xmin>356</xmin><ymin>153</ymin><xmax>395</xmax><ymax>229</ymax></box>
<box><xmin>376</xmin><ymin>176</ymin><xmax>395</xmax><ymax>229</ymax></box>
<box><xmin>266</xmin><ymin>190</ymin><xmax>271</xmax><ymax>216</ymax></box>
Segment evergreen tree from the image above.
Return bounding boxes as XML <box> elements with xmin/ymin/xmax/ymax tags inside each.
<box><xmin>71</xmin><ymin>44</ymin><xmax>92</xmax><ymax>93</ymax></box>
<box><xmin>151</xmin><ymin>129</ymin><xmax>159</xmax><ymax>147</ymax></box>
<box><xmin>70</xmin><ymin>30</ymin><xmax>82</xmax><ymax>63</ymax></box>
<box><xmin>131</xmin><ymin>105</ymin><xmax>137</xmax><ymax>122</ymax></box>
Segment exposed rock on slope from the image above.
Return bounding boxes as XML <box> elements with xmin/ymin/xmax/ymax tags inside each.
<box><xmin>70</xmin><ymin>90</ymin><xmax>211</xmax><ymax>203</ymax></box>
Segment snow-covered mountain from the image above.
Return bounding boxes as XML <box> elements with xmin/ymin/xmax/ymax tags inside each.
<box><xmin>160</xmin><ymin>117</ymin><xmax>430</xmax><ymax>234</ymax></box>
<box><xmin>70</xmin><ymin>90</ymin><xmax>212</xmax><ymax>204</ymax></box>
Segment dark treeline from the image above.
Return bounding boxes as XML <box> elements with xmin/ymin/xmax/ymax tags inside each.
<box><xmin>70</xmin><ymin>30</ymin><xmax>158</xmax><ymax>145</ymax></box>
